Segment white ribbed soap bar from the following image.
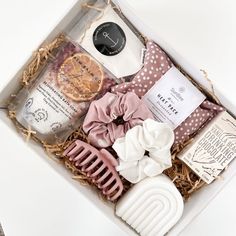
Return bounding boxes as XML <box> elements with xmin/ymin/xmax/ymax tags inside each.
<box><xmin>115</xmin><ymin>175</ymin><xmax>184</xmax><ymax>236</ymax></box>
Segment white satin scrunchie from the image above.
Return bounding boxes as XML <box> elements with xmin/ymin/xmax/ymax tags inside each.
<box><xmin>112</xmin><ymin>119</ymin><xmax>174</xmax><ymax>183</ymax></box>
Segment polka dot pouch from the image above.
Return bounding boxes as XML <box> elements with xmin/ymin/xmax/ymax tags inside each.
<box><xmin>111</xmin><ymin>41</ymin><xmax>224</xmax><ymax>148</ymax></box>
<box><xmin>112</xmin><ymin>41</ymin><xmax>173</xmax><ymax>96</ymax></box>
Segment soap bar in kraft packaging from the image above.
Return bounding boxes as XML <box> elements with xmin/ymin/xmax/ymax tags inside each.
<box><xmin>178</xmin><ymin>111</ymin><xmax>236</xmax><ymax>184</ymax></box>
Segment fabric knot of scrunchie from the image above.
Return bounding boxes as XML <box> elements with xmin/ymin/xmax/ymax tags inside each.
<box><xmin>112</xmin><ymin>119</ymin><xmax>174</xmax><ymax>183</ymax></box>
<box><xmin>83</xmin><ymin>92</ymin><xmax>154</xmax><ymax>148</ymax></box>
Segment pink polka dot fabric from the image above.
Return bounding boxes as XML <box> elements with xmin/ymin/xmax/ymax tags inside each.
<box><xmin>111</xmin><ymin>41</ymin><xmax>224</xmax><ymax>148</ymax></box>
<box><xmin>111</xmin><ymin>41</ymin><xmax>173</xmax><ymax>97</ymax></box>
<box><xmin>174</xmin><ymin>101</ymin><xmax>224</xmax><ymax>147</ymax></box>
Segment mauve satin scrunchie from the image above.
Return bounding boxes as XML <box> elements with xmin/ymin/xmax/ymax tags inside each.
<box><xmin>83</xmin><ymin>92</ymin><xmax>154</xmax><ymax>148</ymax></box>
<box><xmin>111</xmin><ymin>41</ymin><xmax>224</xmax><ymax>148</ymax></box>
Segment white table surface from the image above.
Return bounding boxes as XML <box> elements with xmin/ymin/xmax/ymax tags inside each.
<box><xmin>0</xmin><ymin>0</ymin><xmax>236</xmax><ymax>235</ymax></box>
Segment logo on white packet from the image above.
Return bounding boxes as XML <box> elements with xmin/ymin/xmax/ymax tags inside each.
<box><xmin>143</xmin><ymin>67</ymin><xmax>206</xmax><ymax>129</ymax></box>
<box><xmin>70</xmin><ymin>5</ymin><xmax>145</xmax><ymax>78</ymax></box>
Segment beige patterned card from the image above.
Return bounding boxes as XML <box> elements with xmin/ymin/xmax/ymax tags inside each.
<box><xmin>178</xmin><ymin>111</ymin><xmax>236</xmax><ymax>184</ymax></box>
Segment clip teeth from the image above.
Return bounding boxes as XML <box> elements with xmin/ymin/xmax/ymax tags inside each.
<box><xmin>64</xmin><ymin>140</ymin><xmax>123</xmax><ymax>201</ymax></box>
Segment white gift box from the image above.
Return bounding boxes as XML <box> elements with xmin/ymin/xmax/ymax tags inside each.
<box><xmin>0</xmin><ymin>0</ymin><xmax>235</xmax><ymax>235</ymax></box>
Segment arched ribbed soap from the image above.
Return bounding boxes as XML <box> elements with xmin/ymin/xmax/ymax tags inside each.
<box><xmin>115</xmin><ymin>175</ymin><xmax>184</xmax><ymax>236</ymax></box>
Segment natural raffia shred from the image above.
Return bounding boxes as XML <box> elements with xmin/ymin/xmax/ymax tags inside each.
<box><xmin>7</xmin><ymin>28</ymin><xmax>221</xmax><ymax>201</ymax></box>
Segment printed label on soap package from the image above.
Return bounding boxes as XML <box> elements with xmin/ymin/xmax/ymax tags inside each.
<box><xmin>143</xmin><ymin>67</ymin><xmax>206</xmax><ymax>129</ymax></box>
<box><xmin>178</xmin><ymin>111</ymin><xmax>236</xmax><ymax>184</ymax></box>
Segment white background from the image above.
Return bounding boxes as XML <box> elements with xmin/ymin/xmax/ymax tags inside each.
<box><xmin>0</xmin><ymin>0</ymin><xmax>236</xmax><ymax>235</ymax></box>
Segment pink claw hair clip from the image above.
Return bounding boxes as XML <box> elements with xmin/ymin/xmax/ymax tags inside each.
<box><xmin>63</xmin><ymin>140</ymin><xmax>124</xmax><ymax>201</ymax></box>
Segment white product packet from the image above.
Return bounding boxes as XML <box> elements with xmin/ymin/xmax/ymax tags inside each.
<box><xmin>69</xmin><ymin>4</ymin><xmax>145</xmax><ymax>78</ymax></box>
